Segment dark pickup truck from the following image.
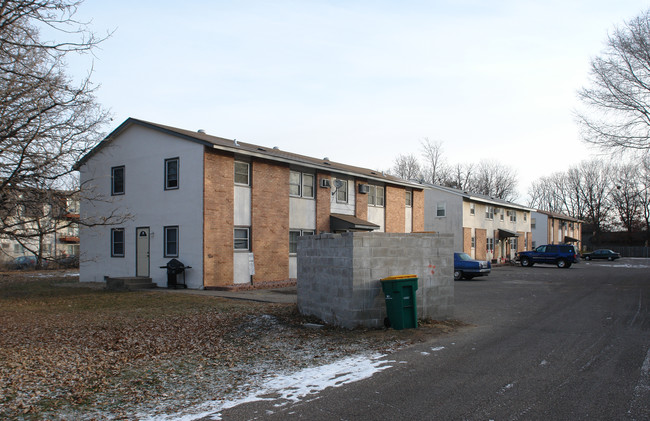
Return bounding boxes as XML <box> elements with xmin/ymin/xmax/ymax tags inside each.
<box><xmin>516</xmin><ymin>244</ymin><xmax>579</xmax><ymax>269</ymax></box>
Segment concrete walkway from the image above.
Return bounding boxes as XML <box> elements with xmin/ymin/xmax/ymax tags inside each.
<box><xmin>155</xmin><ymin>286</ymin><xmax>298</xmax><ymax>304</ymax></box>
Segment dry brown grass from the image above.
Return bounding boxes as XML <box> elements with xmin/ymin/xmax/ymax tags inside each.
<box><xmin>0</xmin><ymin>271</ymin><xmax>463</xmax><ymax>420</ymax></box>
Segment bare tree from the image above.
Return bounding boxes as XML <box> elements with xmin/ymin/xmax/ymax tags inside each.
<box><xmin>640</xmin><ymin>153</ymin><xmax>650</xmax><ymax>237</ymax></box>
<box><xmin>390</xmin><ymin>154</ymin><xmax>422</xmax><ymax>181</ymax></box>
<box><xmin>574</xmin><ymin>160</ymin><xmax>614</xmax><ymax>233</ymax></box>
<box><xmin>611</xmin><ymin>162</ymin><xmax>643</xmax><ymax>232</ymax></box>
<box><xmin>576</xmin><ymin>9</ymin><xmax>650</xmax><ymax>151</ymax></box>
<box><xmin>470</xmin><ymin>160</ymin><xmax>519</xmax><ymax>201</ymax></box>
<box><xmin>0</xmin><ymin>1</ymin><xmax>114</xmax><ymax>260</ymax></box>
<box><xmin>527</xmin><ymin>173</ymin><xmax>567</xmax><ymax>213</ymax></box>
<box><xmin>420</xmin><ymin>138</ymin><xmax>447</xmax><ymax>184</ymax></box>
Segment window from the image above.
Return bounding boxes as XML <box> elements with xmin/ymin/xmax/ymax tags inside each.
<box><xmin>470</xmin><ymin>203</ymin><xmax>475</xmax><ymax>215</ymax></box>
<box><xmin>290</xmin><ymin>171</ymin><xmax>301</xmax><ymax>196</ymax></box>
<box><xmin>405</xmin><ymin>191</ymin><xmax>412</xmax><ymax>207</ymax></box>
<box><xmin>290</xmin><ymin>171</ymin><xmax>315</xmax><ymax>198</ymax></box>
<box><xmin>234</xmin><ymin>228</ymin><xmax>250</xmax><ymax>250</ymax></box>
<box><xmin>234</xmin><ymin>161</ymin><xmax>250</xmax><ymax>185</ymax></box>
<box><xmin>164</xmin><ymin>226</ymin><xmax>178</xmax><ymax>257</ymax></box>
<box><xmin>436</xmin><ymin>202</ymin><xmax>446</xmax><ymax>217</ymax></box>
<box><xmin>507</xmin><ymin>210</ymin><xmax>517</xmax><ymax>222</ymax></box>
<box><xmin>369</xmin><ymin>185</ymin><xmax>385</xmax><ymax>207</ymax></box>
<box><xmin>471</xmin><ymin>236</ymin><xmax>476</xmax><ymax>249</ymax></box>
<box><xmin>289</xmin><ymin>230</ymin><xmax>314</xmax><ymax>254</ymax></box>
<box><xmin>111</xmin><ymin>228</ymin><xmax>125</xmax><ymax>257</ymax></box>
<box><xmin>111</xmin><ymin>166</ymin><xmax>125</xmax><ymax>195</ymax></box>
<box><xmin>485</xmin><ymin>206</ymin><xmax>494</xmax><ymax>220</ymax></box>
<box><xmin>531</xmin><ymin>218</ymin><xmax>536</xmax><ymax>229</ymax></box>
<box><xmin>500</xmin><ymin>209</ymin><xmax>504</xmax><ymax>221</ymax></box>
<box><xmin>165</xmin><ymin>158</ymin><xmax>179</xmax><ymax>190</ymax></box>
<box><xmin>510</xmin><ymin>237</ymin><xmax>518</xmax><ymax>250</ymax></box>
<box><xmin>336</xmin><ymin>179</ymin><xmax>348</xmax><ymax>203</ymax></box>
<box><xmin>303</xmin><ymin>174</ymin><xmax>314</xmax><ymax>198</ymax></box>
<box><xmin>524</xmin><ymin>213</ymin><xmax>527</xmax><ymax>222</ymax></box>
<box><xmin>487</xmin><ymin>237</ymin><xmax>494</xmax><ymax>252</ymax></box>
<box><xmin>532</xmin><ymin>241</ymin><xmax>537</xmax><ymax>248</ymax></box>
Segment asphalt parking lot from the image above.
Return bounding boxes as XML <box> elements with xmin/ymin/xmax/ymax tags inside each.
<box><xmin>219</xmin><ymin>257</ymin><xmax>650</xmax><ymax>420</ymax></box>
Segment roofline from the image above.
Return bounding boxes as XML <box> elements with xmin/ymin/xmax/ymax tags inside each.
<box><xmin>74</xmin><ymin>118</ymin><xmax>423</xmax><ymax>189</ymax></box>
<box><xmin>533</xmin><ymin>209</ymin><xmax>584</xmax><ymax>223</ymax></box>
<box><xmin>419</xmin><ymin>182</ymin><xmax>534</xmax><ymax>212</ymax></box>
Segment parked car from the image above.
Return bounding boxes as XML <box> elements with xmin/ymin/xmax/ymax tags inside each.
<box><xmin>8</xmin><ymin>255</ymin><xmax>38</xmax><ymax>270</ymax></box>
<box><xmin>582</xmin><ymin>249</ymin><xmax>621</xmax><ymax>261</ymax></box>
<box><xmin>55</xmin><ymin>254</ymin><xmax>79</xmax><ymax>268</ymax></box>
<box><xmin>516</xmin><ymin>244</ymin><xmax>579</xmax><ymax>269</ymax></box>
<box><xmin>454</xmin><ymin>252</ymin><xmax>491</xmax><ymax>280</ymax></box>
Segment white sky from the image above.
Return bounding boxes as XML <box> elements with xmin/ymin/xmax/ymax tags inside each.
<box><xmin>68</xmin><ymin>0</ymin><xmax>646</xmax><ymax>200</ymax></box>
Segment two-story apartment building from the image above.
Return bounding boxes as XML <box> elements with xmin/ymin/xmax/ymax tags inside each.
<box><xmin>421</xmin><ymin>184</ymin><xmax>533</xmax><ymax>262</ymax></box>
<box><xmin>0</xmin><ymin>189</ymin><xmax>79</xmax><ymax>264</ymax></box>
<box><xmin>74</xmin><ymin>118</ymin><xmax>425</xmax><ymax>289</ymax></box>
<box><xmin>531</xmin><ymin>210</ymin><xmax>582</xmax><ymax>249</ymax></box>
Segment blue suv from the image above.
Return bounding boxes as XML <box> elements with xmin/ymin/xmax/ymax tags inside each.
<box><xmin>516</xmin><ymin>244</ymin><xmax>579</xmax><ymax>269</ymax></box>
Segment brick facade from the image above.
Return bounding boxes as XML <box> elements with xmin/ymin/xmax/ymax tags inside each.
<box><xmin>475</xmin><ymin>228</ymin><xmax>487</xmax><ymax>260</ymax></box>
<box><xmin>203</xmin><ymin>149</ymin><xmax>235</xmax><ymax>287</ymax></box>
<box><xmin>385</xmin><ymin>185</ymin><xmax>405</xmax><ymax>233</ymax></box>
<box><xmin>251</xmin><ymin>159</ymin><xmax>290</xmax><ymax>282</ymax></box>
<box><xmin>354</xmin><ymin>179</ymin><xmax>368</xmax><ymax>220</ymax></box>
<box><xmin>463</xmin><ymin>227</ymin><xmax>472</xmax><ymax>254</ymax></box>
<box><xmin>412</xmin><ymin>189</ymin><xmax>424</xmax><ymax>232</ymax></box>
<box><xmin>316</xmin><ymin>172</ymin><xmax>331</xmax><ymax>233</ymax></box>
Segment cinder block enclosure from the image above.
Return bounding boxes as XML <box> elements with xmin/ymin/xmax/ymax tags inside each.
<box><xmin>297</xmin><ymin>232</ymin><xmax>454</xmax><ymax>329</ymax></box>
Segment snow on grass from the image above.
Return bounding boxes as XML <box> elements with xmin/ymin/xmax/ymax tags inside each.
<box><xmin>151</xmin><ymin>353</ymin><xmax>393</xmax><ymax>421</ymax></box>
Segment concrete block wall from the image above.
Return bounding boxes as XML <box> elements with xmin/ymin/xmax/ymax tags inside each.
<box><xmin>297</xmin><ymin>232</ymin><xmax>454</xmax><ymax>329</ymax></box>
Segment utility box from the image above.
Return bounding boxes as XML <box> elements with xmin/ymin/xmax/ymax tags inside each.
<box><xmin>380</xmin><ymin>275</ymin><xmax>419</xmax><ymax>330</ymax></box>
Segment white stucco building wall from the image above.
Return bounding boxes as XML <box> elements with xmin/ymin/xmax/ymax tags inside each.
<box><xmin>78</xmin><ymin>125</ymin><xmax>205</xmax><ymax>288</ymax></box>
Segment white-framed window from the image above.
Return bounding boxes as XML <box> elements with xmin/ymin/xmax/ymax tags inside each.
<box><xmin>234</xmin><ymin>227</ymin><xmax>250</xmax><ymax>250</ymax></box>
<box><xmin>436</xmin><ymin>202</ymin><xmax>446</xmax><ymax>217</ymax></box>
<box><xmin>470</xmin><ymin>203</ymin><xmax>475</xmax><ymax>216</ymax></box>
<box><xmin>111</xmin><ymin>166</ymin><xmax>125</xmax><ymax>196</ymax></box>
<box><xmin>290</xmin><ymin>171</ymin><xmax>315</xmax><ymax>198</ymax></box>
<box><xmin>368</xmin><ymin>185</ymin><xmax>385</xmax><ymax>207</ymax></box>
<box><xmin>487</xmin><ymin>237</ymin><xmax>494</xmax><ymax>252</ymax></box>
<box><xmin>508</xmin><ymin>210</ymin><xmax>517</xmax><ymax>222</ymax></box>
<box><xmin>471</xmin><ymin>236</ymin><xmax>476</xmax><ymax>249</ymax></box>
<box><xmin>485</xmin><ymin>206</ymin><xmax>494</xmax><ymax>220</ymax></box>
<box><xmin>524</xmin><ymin>212</ymin><xmax>527</xmax><ymax>222</ymax></box>
<box><xmin>510</xmin><ymin>237</ymin><xmax>518</xmax><ymax>250</ymax></box>
<box><xmin>336</xmin><ymin>179</ymin><xmax>348</xmax><ymax>203</ymax></box>
<box><xmin>531</xmin><ymin>218</ymin><xmax>536</xmax><ymax>229</ymax></box>
<box><xmin>165</xmin><ymin>158</ymin><xmax>179</xmax><ymax>190</ymax></box>
<box><xmin>164</xmin><ymin>226</ymin><xmax>179</xmax><ymax>257</ymax></box>
<box><xmin>234</xmin><ymin>161</ymin><xmax>250</xmax><ymax>185</ymax></box>
<box><xmin>289</xmin><ymin>229</ymin><xmax>314</xmax><ymax>254</ymax></box>
<box><xmin>111</xmin><ymin>228</ymin><xmax>125</xmax><ymax>257</ymax></box>
<box><xmin>405</xmin><ymin>191</ymin><xmax>412</xmax><ymax>207</ymax></box>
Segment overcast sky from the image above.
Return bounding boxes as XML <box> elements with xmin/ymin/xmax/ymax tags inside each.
<box><xmin>69</xmin><ymin>0</ymin><xmax>646</xmax><ymax>201</ymax></box>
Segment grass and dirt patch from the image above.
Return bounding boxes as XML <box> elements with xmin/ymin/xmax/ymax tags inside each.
<box><xmin>0</xmin><ymin>271</ymin><xmax>464</xmax><ymax>420</ymax></box>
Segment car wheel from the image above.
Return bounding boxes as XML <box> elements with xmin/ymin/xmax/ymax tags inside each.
<box><xmin>520</xmin><ymin>257</ymin><xmax>531</xmax><ymax>267</ymax></box>
<box><xmin>454</xmin><ymin>270</ymin><xmax>463</xmax><ymax>280</ymax></box>
<box><xmin>585</xmin><ymin>255</ymin><xmax>591</xmax><ymax>261</ymax></box>
<box><xmin>608</xmin><ymin>256</ymin><xmax>613</xmax><ymax>261</ymax></box>
<box><xmin>557</xmin><ymin>259</ymin><xmax>568</xmax><ymax>268</ymax></box>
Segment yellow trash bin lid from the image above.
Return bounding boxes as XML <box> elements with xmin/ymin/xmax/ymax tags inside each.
<box><xmin>380</xmin><ymin>274</ymin><xmax>418</xmax><ymax>281</ymax></box>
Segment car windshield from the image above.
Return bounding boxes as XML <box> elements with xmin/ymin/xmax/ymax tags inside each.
<box><xmin>457</xmin><ymin>253</ymin><xmax>473</xmax><ymax>261</ymax></box>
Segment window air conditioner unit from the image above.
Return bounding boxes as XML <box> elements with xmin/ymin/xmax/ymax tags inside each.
<box><xmin>320</xmin><ymin>178</ymin><xmax>331</xmax><ymax>188</ymax></box>
<box><xmin>358</xmin><ymin>184</ymin><xmax>370</xmax><ymax>194</ymax></box>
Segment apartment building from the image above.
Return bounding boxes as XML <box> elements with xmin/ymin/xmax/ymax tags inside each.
<box><xmin>74</xmin><ymin>118</ymin><xmax>424</xmax><ymax>289</ymax></box>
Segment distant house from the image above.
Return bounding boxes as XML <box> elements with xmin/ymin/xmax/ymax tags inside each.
<box><xmin>74</xmin><ymin>118</ymin><xmax>425</xmax><ymax>289</ymax></box>
<box><xmin>0</xmin><ymin>188</ymin><xmax>79</xmax><ymax>264</ymax></box>
<box><xmin>531</xmin><ymin>210</ymin><xmax>582</xmax><ymax>249</ymax></box>
<box><xmin>420</xmin><ymin>184</ymin><xmax>533</xmax><ymax>262</ymax></box>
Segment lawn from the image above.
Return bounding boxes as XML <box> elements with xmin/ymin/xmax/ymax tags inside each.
<box><xmin>0</xmin><ymin>272</ymin><xmax>461</xmax><ymax>419</ymax></box>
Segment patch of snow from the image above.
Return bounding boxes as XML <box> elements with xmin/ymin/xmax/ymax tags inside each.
<box><xmin>431</xmin><ymin>346</ymin><xmax>445</xmax><ymax>352</ymax></box>
<box><xmin>151</xmin><ymin>353</ymin><xmax>392</xmax><ymax>421</ymax></box>
<box><xmin>540</xmin><ymin>360</ymin><xmax>549</xmax><ymax>366</ymax></box>
<box><xmin>27</xmin><ymin>271</ymin><xmax>79</xmax><ymax>278</ymax></box>
<box><xmin>420</xmin><ymin>351</ymin><xmax>430</xmax><ymax>356</ymax></box>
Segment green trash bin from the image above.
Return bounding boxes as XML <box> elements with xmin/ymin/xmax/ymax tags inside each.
<box><xmin>380</xmin><ymin>275</ymin><xmax>419</xmax><ymax>330</ymax></box>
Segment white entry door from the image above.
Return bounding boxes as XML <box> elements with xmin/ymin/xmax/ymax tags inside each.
<box><xmin>136</xmin><ymin>227</ymin><xmax>150</xmax><ymax>277</ymax></box>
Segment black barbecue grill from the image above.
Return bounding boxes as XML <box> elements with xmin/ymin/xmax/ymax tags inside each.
<box><xmin>160</xmin><ymin>258</ymin><xmax>191</xmax><ymax>288</ymax></box>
